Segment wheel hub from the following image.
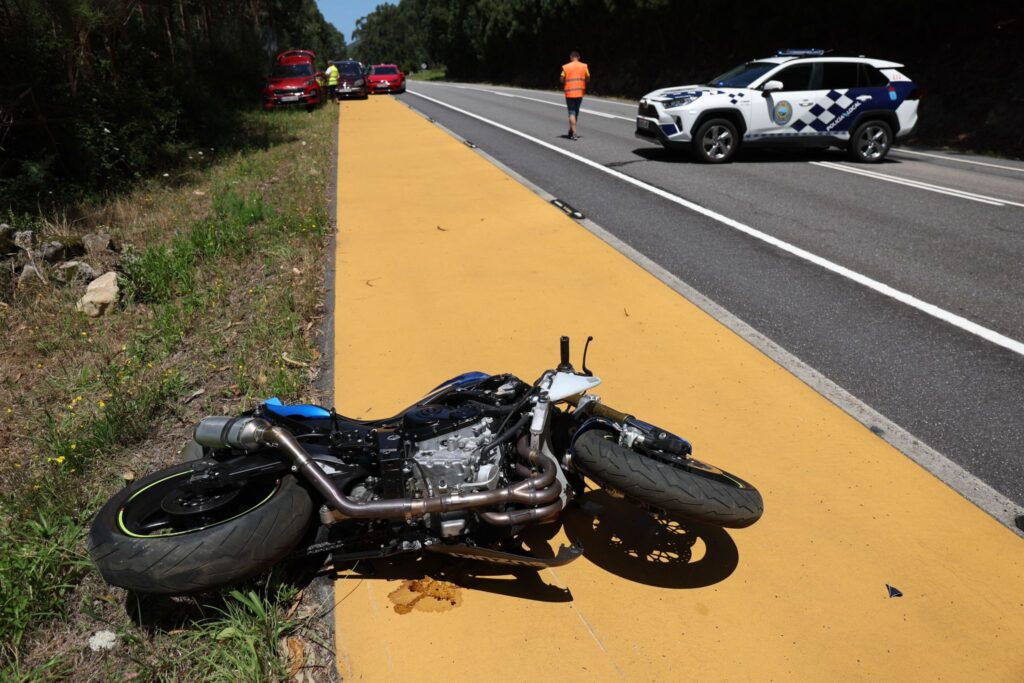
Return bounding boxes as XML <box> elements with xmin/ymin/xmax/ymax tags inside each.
<box><xmin>161</xmin><ymin>486</ymin><xmax>242</xmax><ymax>518</ymax></box>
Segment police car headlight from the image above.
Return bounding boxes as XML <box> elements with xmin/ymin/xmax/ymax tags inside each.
<box><xmin>665</xmin><ymin>96</ymin><xmax>697</xmax><ymax>109</ymax></box>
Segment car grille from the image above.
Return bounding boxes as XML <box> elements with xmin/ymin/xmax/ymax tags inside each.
<box><xmin>639</xmin><ymin>103</ymin><xmax>658</xmax><ymax>117</ymax></box>
<box><xmin>273</xmin><ymin>89</ymin><xmax>302</xmax><ymax>96</ymax></box>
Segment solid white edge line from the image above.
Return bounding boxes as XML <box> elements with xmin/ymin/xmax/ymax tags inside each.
<box><xmin>812</xmin><ymin>161</ymin><xmax>1007</xmax><ymax>207</ymax></box>
<box><xmin>497</xmin><ymin>84</ymin><xmax>640</xmax><ymax>109</ymax></box>
<box><xmin>407</xmin><ymin>88</ymin><xmax>1024</xmax><ymax>358</ymax></box>
<box><xmin>816</xmin><ymin>160</ymin><xmax>1024</xmax><ymax>208</ymax></box>
<box><xmin>894</xmin><ymin>148</ymin><xmax>1024</xmax><ymax>173</ymax></box>
<box><xmin>481</xmin><ymin>86</ymin><xmax>631</xmax><ymax>120</ymax></box>
<box><xmin>394</xmin><ymin>94</ymin><xmax>1024</xmax><ymax>536</ymax></box>
<box><xmin>427</xmin><ymin>81</ymin><xmax>633</xmax><ymax>120</ymax></box>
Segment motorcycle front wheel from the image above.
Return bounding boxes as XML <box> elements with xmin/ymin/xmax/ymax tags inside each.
<box><xmin>89</xmin><ymin>461</ymin><xmax>313</xmax><ymax>594</ymax></box>
<box><xmin>572</xmin><ymin>430</ymin><xmax>763</xmax><ymax>528</ymax></box>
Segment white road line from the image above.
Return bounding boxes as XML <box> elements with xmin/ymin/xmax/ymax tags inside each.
<box><xmin>811</xmin><ymin>161</ymin><xmax>1016</xmax><ymax>207</ymax></box>
<box><xmin>500</xmin><ymin>91</ymin><xmax>630</xmax><ymax>119</ymax></box>
<box><xmin>499</xmin><ymin>84</ymin><xmax>639</xmax><ymax>109</ymax></box>
<box><xmin>407</xmin><ymin>88</ymin><xmax>1024</xmax><ymax>358</ymax></box>
<box><xmin>429</xmin><ymin>82</ymin><xmax>633</xmax><ymax>120</ymax></box>
<box><xmin>893</xmin><ymin>148</ymin><xmax>1024</xmax><ymax>173</ymax></box>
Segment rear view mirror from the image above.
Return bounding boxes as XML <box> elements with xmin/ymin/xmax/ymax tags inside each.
<box><xmin>761</xmin><ymin>80</ymin><xmax>783</xmax><ymax>95</ymax></box>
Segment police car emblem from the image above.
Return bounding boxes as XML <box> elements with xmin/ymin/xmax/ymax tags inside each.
<box><xmin>773</xmin><ymin>100</ymin><xmax>793</xmax><ymax>124</ymax></box>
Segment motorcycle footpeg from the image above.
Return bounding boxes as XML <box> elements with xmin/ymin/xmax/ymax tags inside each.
<box><xmin>424</xmin><ymin>542</ymin><xmax>583</xmax><ymax>568</ymax></box>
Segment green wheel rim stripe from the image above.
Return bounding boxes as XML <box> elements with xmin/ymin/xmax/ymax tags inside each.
<box><xmin>117</xmin><ymin>471</ymin><xmax>281</xmax><ymax>539</ymax></box>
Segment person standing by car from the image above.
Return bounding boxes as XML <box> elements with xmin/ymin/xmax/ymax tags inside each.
<box><xmin>560</xmin><ymin>51</ymin><xmax>590</xmax><ymax>140</ymax></box>
<box><xmin>325</xmin><ymin>62</ymin><xmax>339</xmax><ymax>102</ymax></box>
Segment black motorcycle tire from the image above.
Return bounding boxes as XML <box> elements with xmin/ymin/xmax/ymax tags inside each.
<box><xmin>572</xmin><ymin>430</ymin><xmax>763</xmax><ymax>528</ymax></box>
<box><xmin>89</xmin><ymin>462</ymin><xmax>313</xmax><ymax>595</ymax></box>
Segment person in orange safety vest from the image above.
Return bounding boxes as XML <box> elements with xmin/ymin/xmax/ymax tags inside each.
<box><xmin>560</xmin><ymin>51</ymin><xmax>590</xmax><ymax>141</ymax></box>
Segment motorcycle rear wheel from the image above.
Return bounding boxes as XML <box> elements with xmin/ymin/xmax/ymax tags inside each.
<box><xmin>89</xmin><ymin>462</ymin><xmax>313</xmax><ymax>594</ymax></box>
<box><xmin>572</xmin><ymin>430</ymin><xmax>763</xmax><ymax>528</ymax></box>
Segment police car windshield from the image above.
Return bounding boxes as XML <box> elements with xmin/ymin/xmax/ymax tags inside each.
<box><xmin>707</xmin><ymin>62</ymin><xmax>777</xmax><ymax>88</ymax></box>
<box><xmin>272</xmin><ymin>63</ymin><xmax>314</xmax><ymax>78</ymax></box>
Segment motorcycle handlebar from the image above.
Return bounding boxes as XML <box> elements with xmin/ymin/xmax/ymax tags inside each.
<box><xmin>563</xmin><ymin>394</ymin><xmax>631</xmax><ymax>423</ymax></box>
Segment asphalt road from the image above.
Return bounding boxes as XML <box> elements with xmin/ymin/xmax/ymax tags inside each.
<box><xmin>395</xmin><ymin>81</ymin><xmax>1024</xmax><ymax>514</ymax></box>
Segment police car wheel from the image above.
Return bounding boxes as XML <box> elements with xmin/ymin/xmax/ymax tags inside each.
<box><xmin>848</xmin><ymin>120</ymin><xmax>892</xmax><ymax>163</ymax></box>
<box><xmin>693</xmin><ymin>119</ymin><xmax>739</xmax><ymax>164</ymax></box>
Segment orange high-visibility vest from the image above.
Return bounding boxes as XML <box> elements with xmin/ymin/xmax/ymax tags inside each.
<box><xmin>562</xmin><ymin>61</ymin><xmax>589</xmax><ymax>98</ymax></box>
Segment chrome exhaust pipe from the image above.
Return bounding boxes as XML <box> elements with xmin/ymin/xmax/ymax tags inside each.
<box><xmin>195</xmin><ymin>417</ymin><xmax>562</xmax><ymax>522</ymax></box>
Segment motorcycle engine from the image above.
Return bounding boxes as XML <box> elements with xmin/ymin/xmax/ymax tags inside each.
<box><xmin>403</xmin><ymin>405</ymin><xmax>501</xmax><ymax>493</ymax></box>
<box><xmin>401</xmin><ymin>404</ymin><xmax>507</xmax><ymax>539</ymax></box>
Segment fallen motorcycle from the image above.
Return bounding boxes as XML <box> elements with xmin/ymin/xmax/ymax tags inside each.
<box><xmin>90</xmin><ymin>337</ymin><xmax>763</xmax><ymax>594</ymax></box>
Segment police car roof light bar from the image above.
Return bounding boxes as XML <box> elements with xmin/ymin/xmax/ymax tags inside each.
<box><xmin>776</xmin><ymin>48</ymin><xmax>827</xmax><ymax>57</ymax></box>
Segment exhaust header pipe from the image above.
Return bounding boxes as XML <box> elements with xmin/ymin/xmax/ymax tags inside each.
<box><xmin>194</xmin><ymin>417</ymin><xmax>561</xmax><ymax>523</ymax></box>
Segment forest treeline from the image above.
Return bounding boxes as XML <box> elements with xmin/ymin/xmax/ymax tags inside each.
<box><xmin>0</xmin><ymin>0</ymin><xmax>345</xmax><ymax>212</ymax></box>
<box><xmin>352</xmin><ymin>0</ymin><xmax>1024</xmax><ymax>158</ymax></box>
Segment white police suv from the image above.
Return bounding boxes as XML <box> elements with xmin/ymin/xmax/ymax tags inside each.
<box><xmin>635</xmin><ymin>50</ymin><xmax>921</xmax><ymax>163</ymax></box>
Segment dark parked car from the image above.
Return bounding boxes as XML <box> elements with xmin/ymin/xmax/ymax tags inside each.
<box><xmin>366</xmin><ymin>64</ymin><xmax>406</xmax><ymax>94</ymax></box>
<box><xmin>331</xmin><ymin>60</ymin><xmax>368</xmax><ymax>100</ymax></box>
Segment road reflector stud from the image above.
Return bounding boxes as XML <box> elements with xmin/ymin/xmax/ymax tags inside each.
<box><xmin>551</xmin><ymin>198</ymin><xmax>585</xmax><ymax>220</ymax></box>
<box><xmin>886</xmin><ymin>584</ymin><xmax>903</xmax><ymax>598</ymax></box>
<box><xmin>464</xmin><ymin>140</ymin><xmax>477</xmax><ymax>148</ymax></box>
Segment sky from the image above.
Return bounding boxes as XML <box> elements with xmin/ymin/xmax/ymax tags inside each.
<box><xmin>316</xmin><ymin>0</ymin><xmax>383</xmax><ymax>43</ymax></box>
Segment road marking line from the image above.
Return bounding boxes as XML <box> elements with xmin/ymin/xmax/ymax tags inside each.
<box><xmin>496</xmin><ymin>84</ymin><xmax>640</xmax><ymax>109</ymax></box>
<box><xmin>407</xmin><ymin>88</ymin><xmax>1024</xmax><ymax>358</ymax></box>
<box><xmin>482</xmin><ymin>86</ymin><xmax>631</xmax><ymax>119</ymax></box>
<box><xmin>433</xmin><ymin>82</ymin><xmax>632</xmax><ymax>120</ymax></box>
<box><xmin>813</xmin><ymin>161</ymin><xmax>1023</xmax><ymax>207</ymax></box>
<box><xmin>893</xmin><ymin>148</ymin><xmax>1024</xmax><ymax>173</ymax></box>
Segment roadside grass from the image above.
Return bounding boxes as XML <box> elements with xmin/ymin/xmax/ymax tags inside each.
<box><xmin>408</xmin><ymin>68</ymin><xmax>447</xmax><ymax>81</ymax></box>
<box><xmin>0</xmin><ymin>106</ymin><xmax>336</xmax><ymax>680</ymax></box>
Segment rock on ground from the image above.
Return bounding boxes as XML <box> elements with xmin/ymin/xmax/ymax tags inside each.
<box><xmin>77</xmin><ymin>271</ymin><xmax>120</xmax><ymax>317</ymax></box>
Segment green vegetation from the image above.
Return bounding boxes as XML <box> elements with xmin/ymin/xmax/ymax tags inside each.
<box><xmin>0</xmin><ymin>0</ymin><xmax>346</xmax><ymax>214</ymax></box>
<box><xmin>0</xmin><ymin>105</ymin><xmax>335</xmax><ymax>679</ymax></box>
<box><xmin>348</xmin><ymin>0</ymin><xmax>1023</xmax><ymax>157</ymax></box>
<box><xmin>408</xmin><ymin>69</ymin><xmax>448</xmax><ymax>82</ymax></box>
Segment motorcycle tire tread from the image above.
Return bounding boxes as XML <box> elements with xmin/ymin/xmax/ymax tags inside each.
<box><xmin>89</xmin><ymin>464</ymin><xmax>313</xmax><ymax>595</ymax></box>
<box><xmin>572</xmin><ymin>430</ymin><xmax>763</xmax><ymax>528</ymax></box>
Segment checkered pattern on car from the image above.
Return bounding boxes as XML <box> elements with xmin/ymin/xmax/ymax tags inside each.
<box><xmin>790</xmin><ymin>90</ymin><xmax>854</xmax><ymax>132</ymax></box>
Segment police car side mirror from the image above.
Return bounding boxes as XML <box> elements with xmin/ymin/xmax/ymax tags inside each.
<box><xmin>761</xmin><ymin>80</ymin><xmax>783</xmax><ymax>96</ymax></box>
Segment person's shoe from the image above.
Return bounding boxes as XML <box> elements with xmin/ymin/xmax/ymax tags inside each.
<box><xmin>570</xmin><ymin>133</ymin><xmax>580</xmax><ymax>141</ymax></box>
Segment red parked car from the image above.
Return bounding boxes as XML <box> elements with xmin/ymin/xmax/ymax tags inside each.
<box><xmin>366</xmin><ymin>64</ymin><xmax>406</xmax><ymax>94</ymax></box>
<box><xmin>262</xmin><ymin>55</ymin><xmax>324</xmax><ymax>111</ymax></box>
<box><xmin>276</xmin><ymin>49</ymin><xmax>317</xmax><ymax>64</ymax></box>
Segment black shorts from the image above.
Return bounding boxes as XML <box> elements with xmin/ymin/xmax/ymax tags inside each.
<box><xmin>565</xmin><ymin>97</ymin><xmax>583</xmax><ymax>117</ymax></box>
